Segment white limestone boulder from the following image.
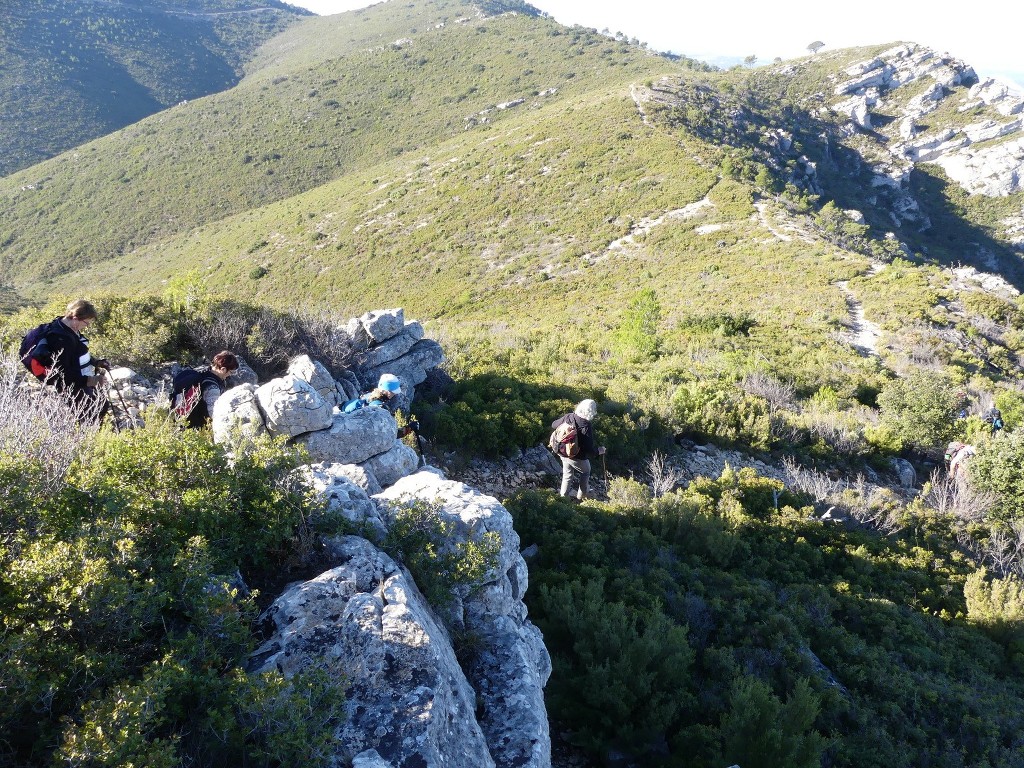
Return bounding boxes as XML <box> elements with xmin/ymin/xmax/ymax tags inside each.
<box><xmin>298</xmin><ymin>406</ymin><xmax>397</xmax><ymax>465</ymax></box>
<box><xmin>301</xmin><ymin>462</ymin><xmax>386</xmax><ymax>539</ymax></box>
<box><xmin>360</xmin><ymin>441</ymin><xmax>420</xmax><ymax>488</ymax></box>
<box><xmin>374</xmin><ymin>471</ymin><xmax>552</xmax><ymax>768</ymax></box>
<box><xmin>249</xmin><ymin>535</ymin><xmax>497</xmax><ymax>768</ymax></box>
<box><xmin>255</xmin><ymin>375</ymin><xmax>333</xmax><ymax>438</ymax></box>
<box><xmin>287</xmin><ymin>354</ymin><xmax>345</xmax><ymax>408</ymax></box>
<box><xmin>212</xmin><ymin>383</ymin><xmax>267</xmax><ymax>445</ymax></box>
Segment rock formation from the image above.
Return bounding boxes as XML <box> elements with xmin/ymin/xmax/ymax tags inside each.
<box><xmin>250</xmin><ymin>470</ymin><xmax>552</xmax><ymax>768</ymax></box>
<box><xmin>102</xmin><ymin>308</ymin><xmax>553</xmax><ymax>768</ymax></box>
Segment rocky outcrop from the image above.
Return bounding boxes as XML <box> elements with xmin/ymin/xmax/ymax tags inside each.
<box><xmin>250</xmin><ymin>469</ymin><xmax>552</xmax><ymax>768</ymax></box>
<box><xmin>829</xmin><ymin>43</ymin><xmax>1024</xmax><ymax>199</ymax></box>
<box><xmin>249</xmin><ymin>535</ymin><xmax>498</xmax><ymax>768</ymax></box>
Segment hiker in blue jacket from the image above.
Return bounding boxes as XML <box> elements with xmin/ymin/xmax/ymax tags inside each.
<box><xmin>550</xmin><ymin>398</ymin><xmax>606</xmax><ymax>501</ymax></box>
<box><xmin>30</xmin><ymin>298</ymin><xmax>110</xmax><ymax>421</ymax></box>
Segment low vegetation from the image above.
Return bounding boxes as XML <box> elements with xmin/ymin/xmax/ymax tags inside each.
<box><xmin>0</xmin><ymin>352</ymin><xmax>346</xmax><ymax>766</ymax></box>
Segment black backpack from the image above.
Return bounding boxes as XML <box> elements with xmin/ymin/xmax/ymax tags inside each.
<box><xmin>169</xmin><ymin>368</ymin><xmax>218</xmax><ymax>424</ymax></box>
<box><xmin>19</xmin><ymin>323</ymin><xmax>50</xmax><ymax>381</ymax></box>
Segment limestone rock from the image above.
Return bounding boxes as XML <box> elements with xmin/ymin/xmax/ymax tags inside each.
<box><xmin>255</xmin><ymin>375</ymin><xmax>333</xmax><ymax>438</ymax></box>
<box><xmin>351</xmin><ymin>308</ymin><xmax>406</xmax><ymax>344</ymax></box>
<box><xmin>361</xmin><ymin>338</ymin><xmax>445</xmax><ymax>393</ymax></box>
<box><xmin>375</xmin><ymin>471</ymin><xmax>552</xmax><ymax>768</ymax></box>
<box><xmin>287</xmin><ymin>354</ymin><xmax>345</xmax><ymax>408</ymax></box>
<box><xmin>359</xmin><ymin>322</ymin><xmax>425</xmax><ymax>370</ymax></box>
<box><xmin>249</xmin><ymin>535</ymin><xmax>497</xmax><ymax>768</ymax></box>
<box><xmin>299</xmin><ymin>406</ymin><xmax>398</xmax><ymax>465</ymax></box>
<box><xmin>302</xmin><ymin>462</ymin><xmax>386</xmax><ymax>539</ymax></box>
<box><xmin>211</xmin><ymin>383</ymin><xmax>267</xmax><ymax>445</ymax></box>
<box><xmin>360</xmin><ymin>441</ymin><xmax>421</xmax><ymax>488</ymax></box>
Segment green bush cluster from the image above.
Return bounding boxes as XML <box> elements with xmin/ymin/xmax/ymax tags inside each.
<box><xmin>507</xmin><ymin>466</ymin><xmax>1024</xmax><ymax>768</ymax></box>
<box><xmin>0</xmin><ymin>291</ymin><xmax>353</xmax><ymax>380</ymax></box>
<box><xmin>0</xmin><ymin>418</ymin><xmax>345</xmax><ymax>767</ymax></box>
<box><xmin>381</xmin><ymin>497</ymin><xmax>501</xmax><ymax>609</ymax></box>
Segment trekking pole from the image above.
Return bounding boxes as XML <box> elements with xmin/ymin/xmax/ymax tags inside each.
<box><xmin>602</xmin><ymin>452</ymin><xmax>609</xmax><ymax>495</ymax></box>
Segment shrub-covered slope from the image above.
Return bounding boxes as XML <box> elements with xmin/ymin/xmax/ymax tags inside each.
<box><xmin>0</xmin><ymin>0</ymin><xmax>309</xmax><ymax>177</ymax></box>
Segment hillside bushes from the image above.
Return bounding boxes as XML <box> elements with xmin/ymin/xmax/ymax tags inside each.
<box><xmin>507</xmin><ymin>468</ymin><xmax>1024</xmax><ymax>768</ymax></box>
<box><xmin>0</xmin><ymin>373</ymin><xmax>345</xmax><ymax>767</ymax></box>
<box><xmin>0</xmin><ymin>292</ymin><xmax>353</xmax><ymax>380</ymax></box>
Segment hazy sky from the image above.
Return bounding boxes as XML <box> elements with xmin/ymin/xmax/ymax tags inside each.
<box><xmin>290</xmin><ymin>0</ymin><xmax>1024</xmax><ymax>90</ymax></box>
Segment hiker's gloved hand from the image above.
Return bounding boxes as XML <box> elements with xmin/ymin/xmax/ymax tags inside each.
<box><xmin>86</xmin><ymin>372</ymin><xmax>105</xmax><ymax>387</ymax></box>
<box><xmin>598</xmin><ymin>446</ymin><xmax>607</xmax><ymax>455</ymax></box>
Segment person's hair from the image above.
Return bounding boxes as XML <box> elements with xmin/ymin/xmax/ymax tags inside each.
<box><xmin>212</xmin><ymin>350</ymin><xmax>239</xmax><ymax>371</ymax></box>
<box><xmin>575</xmin><ymin>399</ymin><xmax>598</xmax><ymax>420</ymax></box>
<box><xmin>64</xmin><ymin>299</ymin><xmax>97</xmax><ymax>321</ymax></box>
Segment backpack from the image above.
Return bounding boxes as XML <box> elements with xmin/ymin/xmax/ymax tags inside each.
<box><xmin>169</xmin><ymin>368</ymin><xmax>211</xmax><ymax>420</ymax></box>
<box><xmin>19</xmin><ymin>323</ymin><xmax>50</xmax><ymax>381</ymax></box>
<box><xmin>549</xmin><ymin>419</ymin><xmax>580</xmax><ymax>458</ymax></box>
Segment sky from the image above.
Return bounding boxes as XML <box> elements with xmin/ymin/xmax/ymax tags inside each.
<box><xmin>289</xmin><ymin>0</ymin><xmax>1024</xmax><ymax>90</ymax></box>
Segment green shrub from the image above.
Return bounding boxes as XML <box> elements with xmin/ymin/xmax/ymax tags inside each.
<box><xmin>538</xmin><ymin>578</ymin><xmax>694</xmax><ymax>758</ymax></box>
<box><xmin>382</xmin><ymin>496</ymin><xmax>501</xmax><ymax>609</ymax></box>
<box><xmin>670</xmin><ymin>379</ymin><xmax>772</xmax><ymax>449</ymax></box>
<box><xmin>718</xmin><ymin>676</ymin><xmax>827</xmax><ymax>768</ymax></box>
<box><xmin>876</xmin><ymin>371</ymin><xmax>959</xmax><ymax>452</ymax></box>
<box><xmin>0</xmin><ymin>414</ymin><xmax>341</xmax><ymax>766</ymax></box>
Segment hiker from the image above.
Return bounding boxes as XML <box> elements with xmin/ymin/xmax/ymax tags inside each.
<box><xmin>550</xmin><ymin>398</ymin><xmax>606</xmax><ymax>501</ymax></box>
<box><xmin>945</xmin><ymin>441</ymin><xmax>976</xmax><ymax>481</ymax></box>
<box><xmin>344</xmin><ymin>373</ymin><xmax>403</xmax><ymax>415</ymax></box>
<box><xmin>984</xmin><ymin>407</ymin><xmax>1003</xmax><ymax>435</ymax></box>
<box><xmin>169</xmin><ymin>350</ymin><xmax>239</xmax><ymax>429</ymax></box>
<box><xmin>28</xmin><ymin>298</ymin><xmax>110</xmax><ymax>421</ymax></box>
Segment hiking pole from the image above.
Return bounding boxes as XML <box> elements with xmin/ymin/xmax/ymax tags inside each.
<box><xmin>602</xmin><ymin>452</ymin><xmax>609</xmax><ymax>495</ymax></box>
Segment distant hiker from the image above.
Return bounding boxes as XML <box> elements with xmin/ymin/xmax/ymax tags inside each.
<box><xmin>945</xmin><ymin>441</ymin><xmax>976</xmax><ymax>481</ymax></box>
<box><xmin>169</xmin><ymin>351</ymin><xmax>239</xmax><ymax>429</ymax></box>
<box><xmin>550</xmin><ymin>398</ymin><xmax>606</xmax><ymax>501</ymax></box>
<box><xmin>984</xmin><ymin>407</ymin><xmax>1004</xmax><ymax>435</ymax></box>
<box><xmin>343</xmin><ymin>373</ymin><xmax>403</xmax><ymax>415</ymax></box>
<box><xmin>25</xmin><ymin>298</ymin><xmax>110</xmax><ymax>422</ymax></box>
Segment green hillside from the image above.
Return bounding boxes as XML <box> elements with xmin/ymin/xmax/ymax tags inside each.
<box><xmin>0</xmin><ymin>0</ymin><xmax>309</xmax><ymax>177</ymax></box>
<box><xmin>6</xmin><ymin>4</ymin><xmax>1024</xmax><ymax>766</ymax></box>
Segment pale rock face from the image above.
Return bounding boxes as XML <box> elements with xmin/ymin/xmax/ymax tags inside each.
<box><xmin>375</xmin><ymin>471</ymin><xmax>552</xmax><ymax>768</ymax></box>
<box><xmin>211</xmin><ymin>383</ymin><xmax>267</xmax><ymax>445</ymax></box>
<box><xmin>353</xmin><ymin>308</ymin><xmax>406</xmax><ymax>344</ymax></box>
<box><xmin>359</xmin><ymin>322</ymin><xmax>425</xmax><ymax>370</ymax></box>
<box><xmin>934</xmin><ymin>136</ymin><xmax>1024</xmax><ymax>196</ymax></box>
<box><xmin>301</xmin><ymin>463</ymin><xmax>386</xmax><ymax>540</ymax></box>
<box><xmin>299</xmin><ymin>406</ymin><xmax>398</xmax><ymax>466</ymax></box>
<box><xmin>326</xmin><ymin>462</ymin><xmax>384</xmax><ymax>496</ymax></box>
<box><xmin>255</xmin><ymin>374</ymin><xmax>333</xmax><ymax>438</ymax></box>
<box><xmin>831</xmin><ymin>44</ymin><xmax>1023</xmax><ymax>199</ymax></box>
<box><xmin>287</xmin><ymin>354</ymin><xmax>345</xmax><ymax>408</ymax></box>
<box><xmin>360</xmin><ymin>441</ymin><xmax>421</xmax><ymax>488</ymax></box>
<box><xmin>361</xmin><ymin>338</ymin><xmax>445</xmax><ymax>392</ymax></box>
<box><xmin>249</xmin><ymin>535</ymin><xmax>498</xmax><ymax>768</ymax></box>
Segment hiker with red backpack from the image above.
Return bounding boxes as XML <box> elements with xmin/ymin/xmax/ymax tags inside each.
<box><xmin>169</xmin><ymin>351</ymin><xmax>239</xmax><ymax>429</ymax></box>
<box><xmin>22</xmin><ymin>298</ymin><xmax>110</xmax><ymax>422</ymax></box>
<box><xmin>550</xmin><ymin>398</ymin><xmax>606</xmax><ymax>501</ymax></box>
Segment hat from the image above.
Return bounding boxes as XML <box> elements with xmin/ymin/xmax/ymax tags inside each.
<box><xmin>378</xmin><ymin>373</ymin><xmax>402</xmax><ymax>394</ymax></box>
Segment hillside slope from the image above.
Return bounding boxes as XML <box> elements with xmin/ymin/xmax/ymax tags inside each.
<box><xmin>0</xmin><ymin>0</ymin><xmax>310</xmax><ymax>177</ymax></box>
